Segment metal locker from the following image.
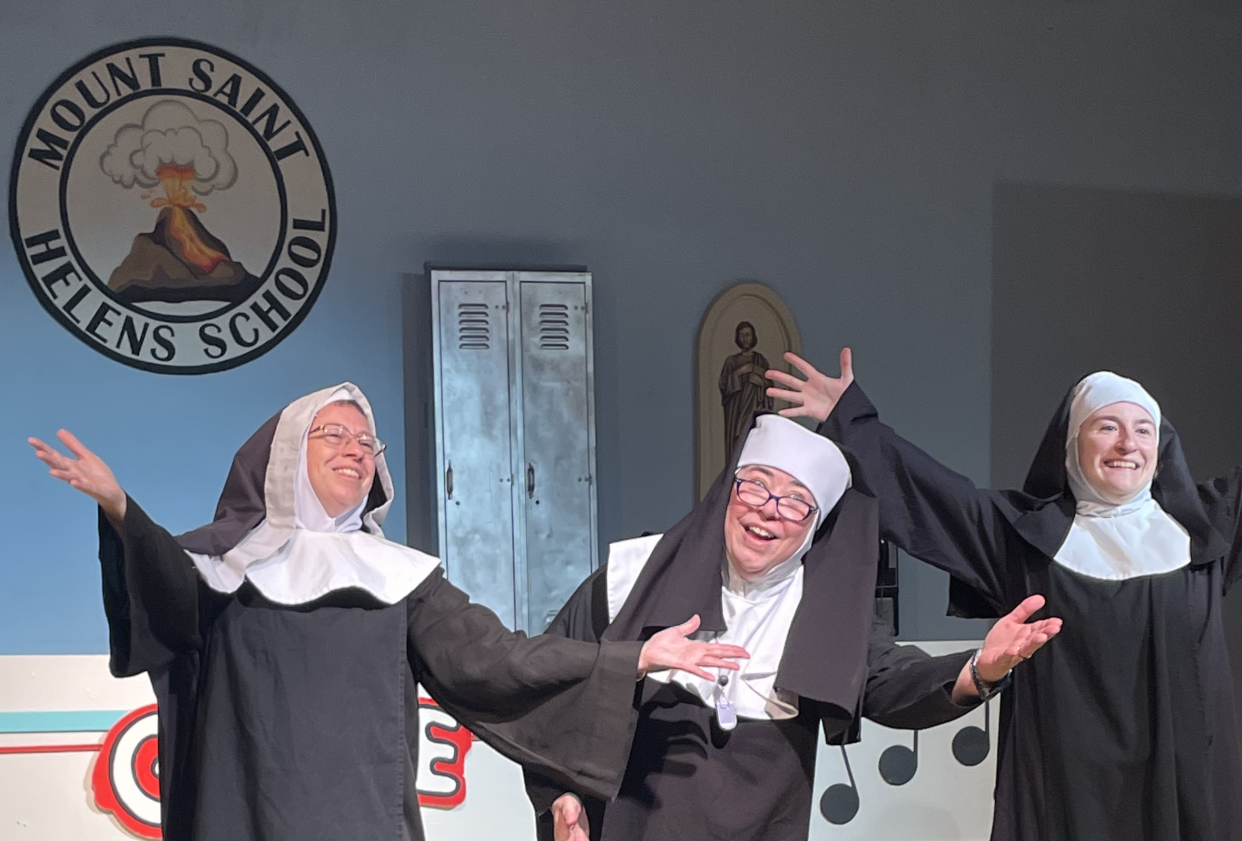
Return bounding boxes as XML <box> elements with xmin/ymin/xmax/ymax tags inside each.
<box><xmin>428</xmin><ymin>268</ymin><xmax>598</xmax><ymax>632</ymax></box>
<box><xmin>431</xmin><ymin>274</ymin><xmax>519</xmax><ymax>628</ymax></box>
<box><xmin>515</xmin><ymin>276</ymin><xmax>597</xmax><ymax>631</ymax></box>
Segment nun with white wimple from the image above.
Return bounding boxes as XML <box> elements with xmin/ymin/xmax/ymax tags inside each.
<box><xmin>28</xmin><ymin>384</ymin><xmax>751</xmax><ymax>841</ymax></box>
<box><xmin>775</xmin><ymin>350</ymin><xmax>1242</xmax><ymax>841</ymax></box>
<box><xmin>525</xmin><ymin>413</ymin><xmax>1060</xmax><ymax>841</ymax></box>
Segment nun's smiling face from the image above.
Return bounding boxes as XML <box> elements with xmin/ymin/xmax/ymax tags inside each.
<box><xmin>306</xmin><ymin>402</ymin><xmax>376</xmax><ymax>517</ymax></box>
<box><xmin>724</xmin><ymin>465</ymin><xmax>817</xmax><ymax>579</ymax></box>
<box><xmin>1076</xmin><ymin>401</ymin><xmax>1158</xmax><ymax>504</ymax></box>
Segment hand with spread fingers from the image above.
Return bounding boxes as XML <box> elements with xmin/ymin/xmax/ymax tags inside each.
<box><xmin>766</xmin><ymin>348</ymin><xmax>854</xmax><ymax>423</ymax></box>
<box><xmin>637</xmin><ymin>614</ymin><xmax>749</xmax><ymax>680</ymax></box>
<box><xmin>551</xmin><ymin>793</ymin><xmax>590</xmax><ymax>841</ymax></box>
<box><xmin>29</xmin><ymin>430</ymin><xmax>127</xmax><ymax>522</ymax></box>
<box><xmin>975</xmin><ymin>594</ymin><xmax>1063</xmax><ymax>684</ymax></box>
<box><xmin>950</xmin><ymin>594</ymin><xmax>1062</xmax><ymax>701</ymax></box>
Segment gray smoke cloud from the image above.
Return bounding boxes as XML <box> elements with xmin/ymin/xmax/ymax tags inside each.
<box><xmin>100</xmin><ymin>100</ymin><xmax>237</xmax><ymax>195</ymax></box>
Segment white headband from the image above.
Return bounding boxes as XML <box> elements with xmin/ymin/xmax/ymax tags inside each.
<box><xmin>737</xmin><ymin>414</ymin><xmax>852</xmax><ymax>527</ymax></box>
<box><xmin>1067</xmin><ymin>372</ymin><xmax>1160</xmax><ymax>438</ymax></box>
<box><xmin>1065</xmin><ymin>371</ymin><xmax>1161</xmax><ymax>508</ymax></box>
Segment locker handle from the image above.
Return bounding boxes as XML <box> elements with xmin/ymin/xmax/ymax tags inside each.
<box><xmin>527</xmin><ymin>463</ymin><xmax>536</xmax><ymax>499</ymax></box>
<box><xmin>446</xmin><ymin>463</ymin><xmax>454</xmax><ymax>499</ymax></box>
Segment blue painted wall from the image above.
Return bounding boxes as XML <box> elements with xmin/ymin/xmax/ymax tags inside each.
<box><xmin>3</xmin><ymin>0</ymin><xmax>1240</xmax><ymax>653</ymax></box>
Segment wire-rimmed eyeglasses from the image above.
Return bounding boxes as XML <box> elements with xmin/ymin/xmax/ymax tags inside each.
<box><xmin>309</xmin><ymin>424</ymin><xmax>386</xmax><ymax>457</ymax></box>
<box><xmin>733</xmin><ymin>477</ymin><xmax>818</xmax><ymax>522</ymax></box>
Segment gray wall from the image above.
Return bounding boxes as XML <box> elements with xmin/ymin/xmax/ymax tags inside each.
<box><xmin>3</xmin><ymin>0</ymin><xmax>1241</xmax><ymax>651</ymax></box>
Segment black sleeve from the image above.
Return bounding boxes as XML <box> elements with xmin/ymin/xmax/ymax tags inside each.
<box><xmin>1196</xmin><ymin>468</ymin><xmax>1242</xmax><ymax>594</ymax></box>
<box><xmin>98</xmin><ymin>496</ymin><xmax>204</xmax><ymax>677</ymax></box>
<box><xmin>820</xmin><ymin>381</ymin><xmax>1014</xmax><ymax>610</ymax></box>
<box><xmin>406</xmin><ymin>567</ymin><xmax>640</xmax><ymax>810</ymax></box>
<box><xmin>522</xmin><ymin>568</ymin><xmax>613</xmax><ymax>841</ymax></box>
<box><xmin>861</xmin><ymin>616</ymin><xmax>977</xmax><ymax>729</ymax></box>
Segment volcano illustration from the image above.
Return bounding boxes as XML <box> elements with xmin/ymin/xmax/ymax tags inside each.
<box><xmin>107</xmin><ymin>205</ymin><xmax>262</xmax><ymax>304</ymax></box>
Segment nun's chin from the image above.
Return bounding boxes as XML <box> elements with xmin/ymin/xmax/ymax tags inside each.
<box><xmin>1085</xmin><ymin>478</ymin><xmax>1145</xmax><ymax>506</ymax></box>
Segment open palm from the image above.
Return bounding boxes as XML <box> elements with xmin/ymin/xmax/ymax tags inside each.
<box><xmin>766</xmin><ymin>348</ymin><xmax>854</xmax><ymax>423</ymax></box>
<box><xmin>29</xmin><ymin>430</ymin><xmax>127</xmax><ymax>520</ymax></box>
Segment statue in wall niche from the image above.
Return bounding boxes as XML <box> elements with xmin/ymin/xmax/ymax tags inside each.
<box><xmin>720</xmin><ymin>320</ymin><xmax>773</xmax><ymax>461</ymax></box>
<box><xmin>695</xmin><ymin>282</ymin><xmax>802</xmax><ymax>501</ymax></box>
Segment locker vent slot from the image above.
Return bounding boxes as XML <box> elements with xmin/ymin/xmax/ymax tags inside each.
<box><xmin>538</xmin><ymin>303</ymin><xmax>570</xmax><ymax>350</ymax></box>
<box><xmin>458</xmin><ymin>303</ymin><xmax>491</xmax><ymax>350</ymax></box>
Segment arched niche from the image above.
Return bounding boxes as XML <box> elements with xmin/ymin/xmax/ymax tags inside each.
<box><xmin>695</xmin><ymin>282</ymin><xmax>802</xmax><ymax>500</ymax></box>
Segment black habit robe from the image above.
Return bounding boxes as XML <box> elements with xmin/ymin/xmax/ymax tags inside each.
<box><xmin>98</xmin><ymin>405</ymin><xmax>644</xmax><ymax>841</ymax></box>
<box><xmin>524</xmin><ymin>426</ymin><xmax>978</xmax><ymax>841</ymax></box>
<box><xmin>822</xmin><ymin>380</ymin><xmax>1242</xmax><ymax>841</ymax></box>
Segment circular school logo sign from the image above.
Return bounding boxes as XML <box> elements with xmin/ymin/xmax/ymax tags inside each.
<box><xmin>9</xmin><ymin>38</ymin><xmax>335</xmax><ymax>374</ymax></box>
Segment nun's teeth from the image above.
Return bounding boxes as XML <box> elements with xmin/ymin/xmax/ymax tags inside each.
<box><xmin>747</xmin><ymin>526</ymin><xmax>775</xmax><ymax>539</ymax></box>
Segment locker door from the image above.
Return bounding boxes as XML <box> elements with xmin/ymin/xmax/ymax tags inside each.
<box><xmin>516</xmin><ymin>278</ymin><xmax>596</xmax><ymax>631</ymax></box>
<box><xmin>433</xmin><ymin>279</ymin><xmax>518</xmax><ymax>627</ymax></box>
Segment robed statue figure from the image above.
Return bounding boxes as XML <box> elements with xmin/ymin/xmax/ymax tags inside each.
<box><xmin>719</xmin><ymin>321</ymin><xmax>773</xmax><ymax>460</ymax></box>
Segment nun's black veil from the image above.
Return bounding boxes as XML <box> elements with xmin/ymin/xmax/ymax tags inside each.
<box><xmin>176</xmin><ymin>410</ymin><xmax>388</xmax><ymax>556</ymax></box>
<box><xmin>948</xmin><ymin>378</ymin><xmax>1230</xmax><ymax>618</ymax></box>
<box><xmin>603</xmin><ymin>410</ymin><xmax>881</xmax><ymax>719</ymax></box>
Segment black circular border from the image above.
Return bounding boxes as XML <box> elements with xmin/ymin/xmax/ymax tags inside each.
<box><xmin>8</xmin><ymin>36</ymin><xmax>337</xmax><ymax>375</ymax></box>
<box><xmin>56</xmin><ymin>88</ymin><xmax>290</xmax><ymax>324</ymax></box>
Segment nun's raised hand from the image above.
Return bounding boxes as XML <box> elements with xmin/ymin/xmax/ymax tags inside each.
<box><xmin>28</xmin><ymin>430</ymin><xmax>127</xmax><ymax>521</ymax></box>
<box><xmin>637</xmin><ymin>614</ymin><xmax>749</xmax><ymax>681</ymax></box>
<box><xmin>976</xmin><ymin>594</ymin><xmax>1063</xmax><ymax>684</ymax></box>
<box><xmin>551</xmin><ymin>793</ymin><xmax>589</xmax><ymax>841</ymax></box>
<box><xmin>765</xmin><ymin>348</ymin><xmax>854</xmax><ymax>422</ymax></box>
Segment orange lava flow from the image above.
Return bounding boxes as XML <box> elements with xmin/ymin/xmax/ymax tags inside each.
<box><xmin>151</xmin><ymin>164</ymin><xmax>226</xmax><ymax>273</ymax></box>
<box><xmin>168</xmin><ymin>206</ymin><xmax>226</xmax><ymax>273</ymax></box>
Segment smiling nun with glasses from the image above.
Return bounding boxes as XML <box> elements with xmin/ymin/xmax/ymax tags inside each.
<box><xmin>771</xmin><ymin>350</ymin><xmax>1242</xmax><ymax>841</ymax></box>
<box><xmin>525</xmin><ymin>413</ymin><xmax>1061</xmax><ymax>841</ymax></box>
<box><xmin>29</xmin><ymin>383</ymin><xmax>750</xmax><ymax>841</ymax></box>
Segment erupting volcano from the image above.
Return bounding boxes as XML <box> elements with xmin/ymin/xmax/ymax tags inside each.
<box><xmin>99</xmin><ymin>100</ymin><xmax>256</xmax><ymax>306</ymax></box>
<box><xmin>107</xmin><ymin>163</ymin><xmax>259</xmax><ymax>305</ymax></box>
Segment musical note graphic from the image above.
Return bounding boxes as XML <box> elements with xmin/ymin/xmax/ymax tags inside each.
<box><xmin>951</xmin><ymin>700</ymin><xmax>991</xmax><ymax>767</ymax></box>
<box><xmin>878</xmin><ymin>731</ymin><xmax>918</xmax><ymax>785</ymax></box>
<box><xmin>819</xmin><ymin>744</ymin><xmax>860</xmax><ymax>825</ymax></box>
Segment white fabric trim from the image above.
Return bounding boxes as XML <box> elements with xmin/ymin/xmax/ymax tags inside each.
<box><xmin>1053</xmin><ymin>499</ymin><xmax>1191</xmax><ymax>581</ymax></box>
<box><xmin>606</xmin><ymin>534</ymin><xmax>665</xmax><ymax>623</ymax></box>
<box><xmin>189</xmin><ymin>383</ymin><xmax>436</xmax><ymax>605</ymax></box>
<box><xmin>1053</xmin><ymin>371</ymin><xmax>1192</xmax><ymax>581</ymax></box>
<box><xmin>191</xmin><ymin>531</ymin><xmax>440</xmax><ymax>605</ymax></box>
<box><xmin>606</xmin><ymin>532</ymin><xmax>801</xmax><ymax>722</ymax></box>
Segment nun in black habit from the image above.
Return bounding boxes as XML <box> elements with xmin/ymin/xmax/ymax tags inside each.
<box><xmin>525</xmin><ymin>413</ymin><xmax>1061</xmax><ymax>841</ymax></box>
<box><xmin>28</xmin><ymin>383</ymin><xmax>749</xmax><ymax>841</ymax></box>
<box><xmin>769</xmin><ymin>350</ymin><xmax>1242</xmax><ymax>841</ymax></box>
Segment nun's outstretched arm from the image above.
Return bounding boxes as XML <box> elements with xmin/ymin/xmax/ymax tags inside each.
<box><xmin>29</xmin><ymin>432</ymin><xmax>203</xmax><ymax>676</ymax></box>
<box><xmin>30</xmin><ymin>430</ymin><xmax>127</xmax><ymax>527</ymax></box>
<box><xmin>407</xmin><ymin>568</ymin><xmax>642</xmax><ymax>802</ymax></box>
<box><xmin>949</xmin><ymin>595</ymin><xmax>1061</xmax><ymax>702</ymax></box>
<box><xmin>407</xmin><ymin>570</ymin><xmax>745</xmax><ymax>803</ymax></box>
<box><xmin>861</xmin><ymin>616</ymin><xmax>975</xmax><ymax>728</ymax></box>
<box><xmin>862</xmin><ymin>596</ymin><xmax>1060</xmax><ymax>726</ymax></box>
<box><xmin>769</xmin><ymin>352</ymin><xmax>1013</xmax><ymax>610</ymax></box>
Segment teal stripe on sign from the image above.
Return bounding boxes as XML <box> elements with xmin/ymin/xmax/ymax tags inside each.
<box><xmin>0</xmin><ymin>710</ymin><xmax>128</xmax><ymax>733</ymax></box>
